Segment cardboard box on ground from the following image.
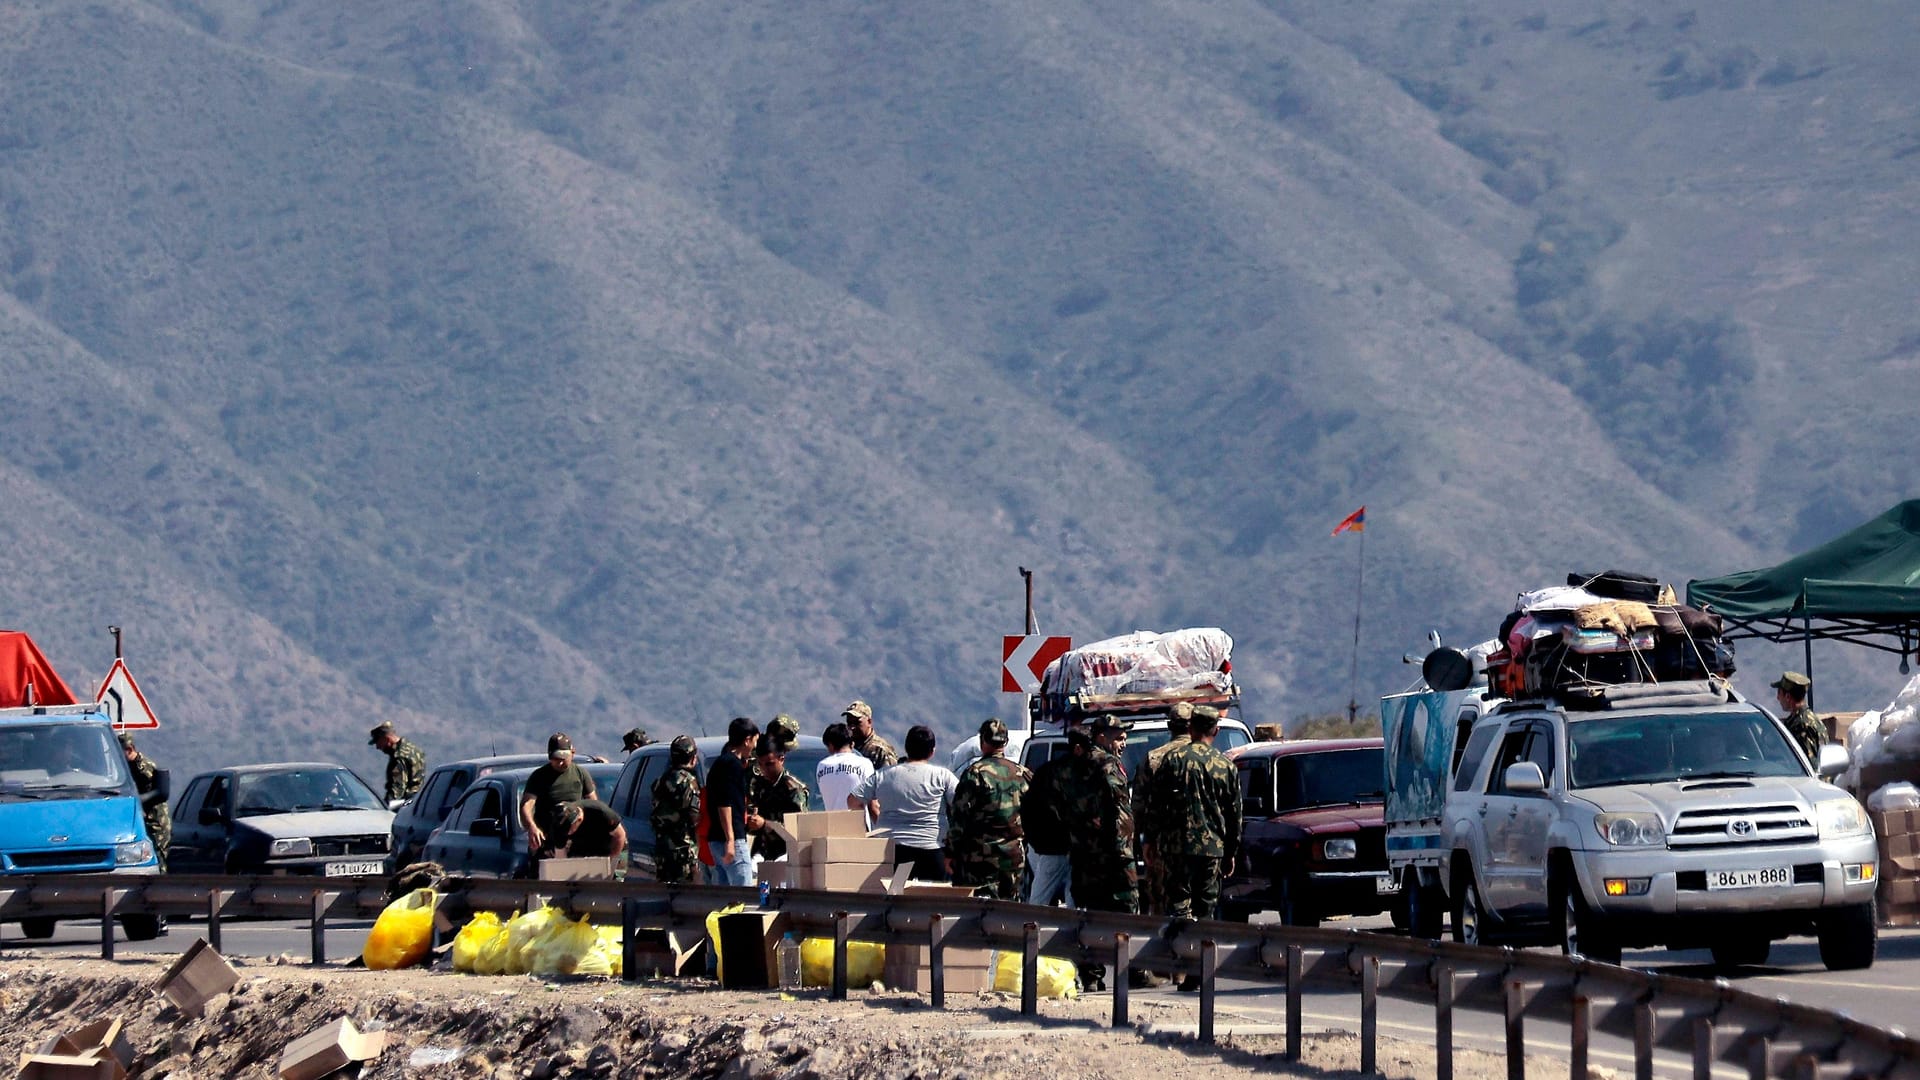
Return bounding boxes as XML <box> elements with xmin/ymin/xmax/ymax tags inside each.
<box><xmin>18</xmin><ymin>1018</ymin><xmax>136</xmax><ymax>1080</ymax></box>
<box><xmin>760</xmin><ymin>810</ymin><xmax>897</xmax><ymax>893</ymax></box>
<box><xmin>1873</xmin><ymin>806</ymin><xmax>1920</xmax><ymax>927</ymax></box>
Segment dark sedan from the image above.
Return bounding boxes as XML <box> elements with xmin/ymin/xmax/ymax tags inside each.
<box><xmin>423</xmin><ymin>761</ymin><xmax>623</xmax><ymax>878</ymax></box>
<box><xmin>1223</xmin><ymin>738</ymin><xmax>1396</xmax><ymax>926</ymax></box>
<box><xmin>168</xmin><ymin>763</ymin><xmax>395</xmax><ymax>876</ymax></box>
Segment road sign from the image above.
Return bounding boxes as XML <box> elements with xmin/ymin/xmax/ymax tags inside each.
<box><xmin>96</xmin><ymin>658</ymin><xmax>160</xmax><ymax>730</ymax></box>
<box><xmin>1002</xmin><ymin>635</ymin><xmax>1071</xmax><ymax>694</ymax></box>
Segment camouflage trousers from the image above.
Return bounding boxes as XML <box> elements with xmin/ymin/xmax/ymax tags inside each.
<box><xmin>144</xmin><ymin>808</ymin><xmax>171</xmax><ymax>873</ymax></box>
<box><xmin>1137</xmin><ymin>840</ymin><xmax>1166</xmax><ymax>917</ymax></box>
<box><xmin>1162</xmin><ymin>854</ymin><xmax>1222</xmax><ymax>921</ymax></box>
<box><xmin>1070</xmin><ymin>856</ymin><xmax>1138</xmax><ymax>915</ymax></box>
<box><xmin>950</xmin><ymin>844</ymin><xmax>1024</xmax><ymax>901</ymax></box>
<box><xmin>654</xmin><ymin>841</ymin><xmax>700</xmax><ymax>885</ymax></box>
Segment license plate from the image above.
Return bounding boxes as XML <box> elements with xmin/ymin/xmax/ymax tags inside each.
<box><xmin>1374</xmin><ymin>875</ymin><xmax>1401</xmax><ymax>895</ymax></box>
<box><xmin>325</xmin><ymin>860</ymin><xmax>384</xmax><ymax>877</ymax></box>
<box><xmin>1705</xmin><ymin>865</ymin><xmax>1790</xmax><ymax>890</ymax></box>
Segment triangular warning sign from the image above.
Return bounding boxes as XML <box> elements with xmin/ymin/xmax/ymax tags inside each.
<box><xmin>96</xmin><ymin>658</ymin><xmax>160</xmax><ymax>730</ymax></box>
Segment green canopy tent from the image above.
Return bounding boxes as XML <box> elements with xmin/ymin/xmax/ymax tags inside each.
<box><xmin>1687</xmin><ymin>500</ymin><xmax>1920</xmax><ymax>698</ymax></box>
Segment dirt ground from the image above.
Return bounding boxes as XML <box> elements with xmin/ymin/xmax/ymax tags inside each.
<box><xmin>0</xmin><ymin>949</ymin><xmax>1573</xmax><ymax>1079</ymax></box>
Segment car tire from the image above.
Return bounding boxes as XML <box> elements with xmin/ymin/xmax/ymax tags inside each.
<box><xmin>1816</xmin><ymin>903</ymin><xmax>1876</xmax><ymax>971</ymax></box>
<box><xmin>1451</xmin><ymin>862</ymin><xmax>1484</xmax><ymax>946</ymax></box>
<box><xmin>120</xmin><ymin>913</ymin><xmax>164</xmax><ymax>942</ymax></box>
<box><xmin>1404</xmin><ymin>868</ymin><xmax>1444</xmax><ymax>940</ymax></box>
<box><xmin>1553</xmin><ymin>869</ymin><xmax>1620</xmax><ymax>965</ymax></box>
<box><xmin>19</xmin><ymin>917</ymin><xmax>56</xmax><ymax>940</ymax></box>
<box><xmin>1277</xmin><ymin>875</ymin><xmax>1319</xmax><ymax>928</ymax></box>
<box><xmin>1708</xmin><ymin>937</ymin><xmax>1770</xmax><ymax>969</ymax></box>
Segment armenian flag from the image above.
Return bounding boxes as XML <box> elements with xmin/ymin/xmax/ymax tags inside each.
<box><xmin>1332</xmin><ymin>506</ymin><xmax>1366</xmax><ymax>536</ymax></box>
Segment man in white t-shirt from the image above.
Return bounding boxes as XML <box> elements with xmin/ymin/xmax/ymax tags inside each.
<box><xmin>815</xmin><ymin>721</ymin><xmax>875</xmax><ymax>825</ymax></box>
<box><xmin>849</xmin><ymin>724</ymin><xmax>959</xmax><ymax>881</ymax></box>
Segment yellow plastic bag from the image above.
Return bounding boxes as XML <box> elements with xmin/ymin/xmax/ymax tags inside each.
<box><xmin>524</xmin><ymin>914</ymin><xmax>600</xmax><ymax>975</ymax></box>
<box><xmin>798</xmin><ymin>937</ymin><xmax>886</xmax><ymax>988</ymax></box>
<box><xmin>504</xmin><ymin>905</ymin><xmax>562</xmax><ymax>975</ymax></box>
<box><xmin>992</xmin><ymin>951</ymin><xmax>1079</xmax><ymax>999</ymax></box>
<box><xmin>452</xmin><ymin>911</ymin><xmax>505</xmax><ymax>974</ymax></box>
<box><xmin>362</xmin><ymin>887</ymin><xmax>437</xmax><ymax>970</ymax></box>
<box><xmin>475</xmin><ymin>910</ymin><xmax>517</xmax><ymax>975</ymax></box>
<box><xmin>576</xmin><ymin>925</ymin><xmax>624</xmax><ymax>978</ymax></box>
<box><xmin>704</xmin><ymin>903</ymin><xmax>746</xmax><ymax>984</ymax></box>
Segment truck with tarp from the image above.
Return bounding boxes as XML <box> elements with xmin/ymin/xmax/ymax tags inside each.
<box><xmin>0</xmin><ymin>631</ymin><xmax>164</xmax><ymax>941</ymax></box>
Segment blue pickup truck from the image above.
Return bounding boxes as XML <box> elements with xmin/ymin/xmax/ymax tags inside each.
<box><xmin>0</xmin><ymin>701</ymin><xmax>165</xmax><ymax>940</ymax></box>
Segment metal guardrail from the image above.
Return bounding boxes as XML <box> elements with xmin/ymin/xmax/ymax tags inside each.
<box><xmin>3</xmin><ymin>873</ymin><xmax>1915</xmax><ymax>1080</ymax></box>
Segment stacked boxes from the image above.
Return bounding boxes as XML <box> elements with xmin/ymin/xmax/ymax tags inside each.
<box><xmin>760</xmin><ymin>811</ymin><xmax>895</xmax><ymax>893</ymax></box>
<box><xmin>880</xmin><ymin>882</ymin><xmax>992</xmax><ymax>994</ymax></box>
<box><xmin>1873</xmin><ymin>807</ymin><xmax>1920</xmax><ymax>927</ymax></box>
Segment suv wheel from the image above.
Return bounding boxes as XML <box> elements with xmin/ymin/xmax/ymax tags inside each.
<box><xmin>1816</xmin><ymin>903</ymin><xmax>1876</xmax><ymax>971</ymax></box>
<box><xmin>1708</xmin><ymin>937</ymin><xmax>1770</xmax><ymax>969</ymax></box>
<box><xmin>1277</xmin><ymin>875</ymin><xmax>1319</xmax><ymax>928</ymax></box>
<box><xmin>19</xmin><ymin>917</ymin><xmax>56</xmax><ymax>940</ymax></box>
<box><xmin>1451</xmin><ymin>865</ymin><xmax>1484</xmax><ymax>946</ymax></box>
<box><xmin>1404</xmin><ymin>869</ymin><xmax>1444</xmax><ymax>940</ymax></box>
<box><xmin>120</xmin><ymin>913</ymin><xmax>164</xmax><ymax>942</ymax></box>
<box><xmin>1551</xmin><ymin>859</ymin><xmax>1621</xmax><ymax>965</ymax></box>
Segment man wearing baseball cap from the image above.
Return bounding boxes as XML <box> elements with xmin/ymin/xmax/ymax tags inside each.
<box><xmin>1771</xmin><ymin>671</ymin><xmax>1825</xmax><ymax>764</ymax></box>
<box><xmin>947</xmin><ymin>719</ymin><xmax>1031</xmax><ymax>899</ymax></box>
<box><xmin>520</xmin><ymin>733</ymin><xmax>597</xmax><ymax>863</ymax></box>
<box><xmin>842</xmin><ymin>700</ymin><xmax>899</xmax><ymax>770</ymax></box>
<box><xmin>621</xmin><ymin>728</ymin><xmax>653</xmax><ymax>754</ymax></box>
<box><xmin>369</xmin><ymin>722</ymin><xmax>427</xmax><ymax>805</ymax></box>
<box><xmin>650</xmin><ymin>736</ymin><xmax>702</xmax><ymax>883</ymax></box>
<box><xmin>120</xmin><ymin>732</ymin><xmax>172</xmax><ymax>874</ymax></box>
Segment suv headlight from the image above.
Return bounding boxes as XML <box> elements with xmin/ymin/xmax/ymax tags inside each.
<box><xmin>1595</xmin><ymin>812</ymin><xmax>1665</xmax><ymax>847</ymax></box>
<box><xmin>1817</xmin><ymin>798</ymin><xmax>1869</xmax><ymax>840</ymax></box>
<box><xmin>1322</xmin><ymin>838</ymin><xmax>1358</xmax><ymax>860</ymax></box>
<box><xmin>114</xmin><ymin>840</ymin><xmax>155</xmax><ymax>866</ymax></box>
<box><xmin>270</xmin><ymin>838</ymin><xmax>314</xmax><ymax>858</ymax></box>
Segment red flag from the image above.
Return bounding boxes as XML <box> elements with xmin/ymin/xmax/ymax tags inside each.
<box><xmin>1332</xmin><ymin>506</ymin><xmax>1366</xmax><ymax>536</ymax></box>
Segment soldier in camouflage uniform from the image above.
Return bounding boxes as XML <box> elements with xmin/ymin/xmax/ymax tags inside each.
<box><xmin>119</xmin><ymin>733</ymin><xmax>170</xmax><ymax>871</ymax></box>
<box><xmin>746</xmin><ymin>734</ymin><xmax>812</xmax><ymax>863</ymax></box>
<box><xmin>1132</xmin><ymin>703</ymin><xmax>1195</xmax><ymax>917</ymax></box>
<box><xmin>369</xmin><ymin>722</ymin><xmax>427</xmax><ymax>804</ymax></box>
<box><xmin>946</xmin><ymin>718</ymin><xmax>1031</xmax><ymax>899</ymax></box>
<box><xmin>1150</xmin><ymin>705</ymin><xmax>1242</xmax><ymax>927</ymax></box>
<box><xmin>650</xmin><ymin>736</ymin><xmax>703</xmax><ymax>884</ymax></box>
<box><xmin>843</xmin><ymin>700</ymin><xmax>900</xmax><ymax>770</ymax></box>
<box><xmin>622</xmin><ymin>727</ymin><xmax>653</xmax><ymax>754</ymax></box>
<box><xmin>1060</xmin><ymin>716</ymin><xmax>1137</xmax><ymax>991</ymax></box>
<box><xmin>1772</xmin><ymin>671</ymin><xmax>1826</xmax><ymax>764</ymax></box>
<box><xmin>766</xmin><ymin>714</ymin><xmax>801</xmax><ymax>752</ymax></box>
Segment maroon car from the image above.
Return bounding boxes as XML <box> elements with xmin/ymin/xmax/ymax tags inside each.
<box><xmin>1221</xmin><ymin>738</ymin><xmax>1397</xmax><ymax>927</ymax></box>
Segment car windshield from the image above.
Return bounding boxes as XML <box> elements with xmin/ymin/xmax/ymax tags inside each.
<box><xmin>1120</xmin><ymin>726</ymin><xmax>1251</xmax><ymax>776</ymax></box>
<box><xmin>0</xmin><ymin>722</ymin><xmax>133</xmax><ymax>798</ymax></box>
<box><xmin>1567</xmin><ymin>710</ymin><xmax>1805</xmax><ymax>788</ymax></box>
<box><xmin>231</xmin><ymin>768</ymin><xmax>384</xmax><ymax>816</ymax></box>
<box><xmin>1273</xmin><ymin>748</ymin><xmax>1386</xmax><ymax>811</ymax></box>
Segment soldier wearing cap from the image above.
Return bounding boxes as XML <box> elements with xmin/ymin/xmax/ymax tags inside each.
<box><xmin>554</xmin><ymin>798</ymin><xmax>627</xmax><ymax>859</ymax></box>
<box><xmin>1772</xmin><ymin>671</ymin><xmax>1824</xmax><ymax>764</ymax></box>
<box><xmin>1151</xmin><ymin>703</ymin><xmax>1242</xmax><ymax>926</ymax></box>
<box><xmin>946</xmin><ymin>718</ymin><xmax>1032</xmax><ymax>900</ymax></box>
<box><xmin>650</xmin><ymin>736</ymin><xmax>702</xmax><ymax>883</ymax></box>
<box><xmin>842</xmin><ymin>700</ymin><xmax>899</xmax><ymax>770</ymax></box>
<box><xmin>520</xmin><ymin>733</ymin><xmax>597</xmax><ymax>862</ymax></box>
<box><xmin>765</xmin><ymin>714</ymin><xmax>801</xmax><ymax>752</ymax></box>
<box><xmin>120</xmin><ymin>732</ymin><xmax>171</xmax><ymax>872</ymax></box>
<box><xmin>1058</xmin><ymin>715</ymin><xmax>1137</xmax><ymax>990</ymax></box>
<box><xmin>621</xmin><ymin>728</ymin><xmax>653</xmax><ymax>754</ymax></box>
<box><xmin>746</xmin><ymin>733</ymin><xmax>811</xmax><ymax>863</ymax></box>
<box><xmin>369</xmin><ymin>722</ymin><xmax>427</xmax><ymax>805</ymax></box>
<box><xmin>1132</xmin><ymin>702</ymin><xmax>1198</xmax><ymax>917</ymax></box>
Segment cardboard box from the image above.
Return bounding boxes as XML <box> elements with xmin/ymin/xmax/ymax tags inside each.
<box><xmin>277</xmin><ymin>1017</ymin><xmax>388</xmax><ymax>1080</ymax></box>
<box><xmin>33</xmin><ymin>1020</ymin><xmax>133</xmax><ymax>1072</ymax></box>
<box><xmin>882</xmin><ymin>943</ymin><xmax>995</xmax><ymax>995</ymax></box>
<box><xmin>538</xmin><ymin>856</ymin><xmax>614</xmax><ymax>881</ymax></box>
<box><xmin>888</xmin><ymin>878</ymin><xmax>981</xmax><ymax>899</ymax></box>
<box><xmin>784</xmin><ymin>810</ymin><xmax>868</xmax><ymax>842</ymax></box>
<box><xmin>14</xmin><ymin>1054</ymin><xmax>124</xmax><ymax>1080</ymax></box>
<box><xmin>155</xmin><ymin>939</ymin><xmax>239</xmax><ymax>1018</ymax></box>
<box><xmin>1879</xmin><ymin>877</ymin><xmax>1920</xmax><ymax>906</ymax></box>
<box><xmin>806</xmin><ymin>863</ymin><xmax>888</xmax><ymax>893</ymax></box>
<box><xmin>714</xmin><ymin>911</ymin><xmax>787</xmax><ymax>989</ymax></box>
<box><xmin>629</xmin><ymin>929</ymin><xmax>706</xmax><ymax>978</ymax></box>
<box><xmin>811</xmin><ymin>836</ymin><xmax>893</xmax><ymax>864</ymax></box>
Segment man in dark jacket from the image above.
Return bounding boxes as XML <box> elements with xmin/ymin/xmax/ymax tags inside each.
<box><xmin>706</xmin><ymin>717</ymin><xmax>759</xmax><ymax>886</ymax></box>
<box><xmin>520</xmin><ymin>733</ymin><xmax>597</xmax><ymax>864</ymax></box>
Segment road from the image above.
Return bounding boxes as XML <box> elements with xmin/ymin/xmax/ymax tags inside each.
<box><xmin>5</xmin><ymin>913</ymin><xmax>1916</xmax><ymax>1079</ymax></box>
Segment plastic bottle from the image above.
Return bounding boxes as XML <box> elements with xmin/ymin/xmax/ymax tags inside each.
<box><xmin>758</xmin><ymin>880</ymin><xmax>771</xmax><ymax>909</ymax></box>
<box><xmin>776</xmin><ymin>932</ymin><xmax>803</xmax><ymax>991</ymax></box>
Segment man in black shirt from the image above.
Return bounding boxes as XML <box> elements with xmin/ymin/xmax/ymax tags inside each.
<box><xmin>705</xmin><ymin>716</ymin><xmax>759</xmax><ymax>886</ymax></box>
<box><xmin>1022</xmin><ymin>744</ymin><xmax>1076</xmax><ymax>906</ymax></box>
<box><xmin>520</xmin><ymin>733</ymin><xmax>597</xmax><ymax>863</ymax></box>
<box><xmin>555</xmin><ymin>798</ymin><xmax>627</xmax><ymax>859</ymax></box>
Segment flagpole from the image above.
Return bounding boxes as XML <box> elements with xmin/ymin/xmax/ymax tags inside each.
<box><xmin>1348</xmin><ymin>523</ymin><xmax>1365</xmax><ymax>724</ymax></box>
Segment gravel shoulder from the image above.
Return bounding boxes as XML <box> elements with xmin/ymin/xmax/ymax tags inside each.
<box><xmin>0</xmin><ymin>949</ymin><xmax>1568</xmax><ymax>1079</ymax></box>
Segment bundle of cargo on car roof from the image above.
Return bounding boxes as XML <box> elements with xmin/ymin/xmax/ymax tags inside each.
<box><xmin>1482</xmin><ymin>570</ymin><xmax>1736</xmax><ymax>704</ymax></box>
<box><xmin>1026</xmin><ymin>627</ymin><xmax>1239</xmax><ymax>728</ymax></box>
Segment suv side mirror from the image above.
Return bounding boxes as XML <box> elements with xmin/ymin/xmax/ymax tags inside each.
<box><xmin>1816</xmin><ymin>743</ymin><xmax>1850</xmax><ymax>779</ymax></box>
<box><xmin>1504</xmin><ymin>762</ymin><xmax>1546</xmax><ymax>793</ymax></box>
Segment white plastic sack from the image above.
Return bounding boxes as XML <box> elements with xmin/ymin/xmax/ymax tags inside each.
<box><xmin>1867</xmin><ymin>782</ymin><xmax>1920</xmax><ymax>812</ymax></box>
<box><xmin>1039</xmin><ymin>628</ymin><xmax>1233</xmax><ymax>698</ymax></box>
<box><xmin>1514</xmin><ymin>586</ymin><xmax>1608</xmax><ymax>613</ymax></box>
